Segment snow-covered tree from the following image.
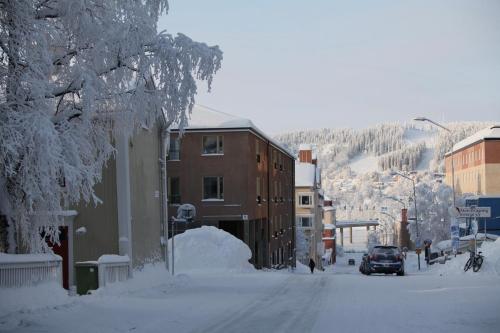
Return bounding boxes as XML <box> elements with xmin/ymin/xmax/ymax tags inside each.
<box><xmin>399</xmin><ymin>174</ymin><xmax>454</xmax><ymax>244</ymax></box>
<box><xmin>0</xmin><ymin>0</ymin><xmax>222</xmax><ymax>252</ymax></box>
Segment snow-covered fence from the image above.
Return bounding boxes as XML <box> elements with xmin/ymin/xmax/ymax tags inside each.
<box><xmin>0</xmin><ymin>254</ymin><xmax>62</xmax><ymax>288</ymax></box>
<box><xmin>97</xmin><ymin>255</ymin><xmax>131</xmax><ymax>287</ymax></box>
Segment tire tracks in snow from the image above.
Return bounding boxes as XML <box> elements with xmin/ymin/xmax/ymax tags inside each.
<box><xmin>193</xmin><ymin>274</ymin><xmax>329</xmax><ymax>333</ymax></box>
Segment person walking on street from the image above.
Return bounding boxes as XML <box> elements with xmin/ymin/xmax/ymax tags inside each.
<box><xmin>309</xmin><ymin>258</ymin><xmax>316</xmax><ymax>274</ymax></box>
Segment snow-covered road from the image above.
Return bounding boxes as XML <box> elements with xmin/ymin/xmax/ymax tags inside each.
<box><xmin>2</xmin><ymin>259</ymin><xmax>500</xmax><ymax>333</ymax></box>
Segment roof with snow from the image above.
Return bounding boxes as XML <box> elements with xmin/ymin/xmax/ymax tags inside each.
<box><xmin>295</xmin><ymin>162</ymin><xmax>316</xmax><ymax>187</ymax></box>
<box><xmin>171</xmin><ymin>105</ymin><xmax>294</xmax><ymax>158</ymax></box>
<box><xmin>450</xmin><ymin>125</ymin><xmax>500</xmax><ymax>153</ymax></box>
<box><xmin>299</xmin><ymin>143</ymin><xmax>312</xmax><ymax>151</ymax></box>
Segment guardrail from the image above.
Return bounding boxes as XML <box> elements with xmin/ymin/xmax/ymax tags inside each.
<box><xmin>0</xmin><ymin>254</ymin><xmax>62</xmax><ymax>288</ymax></box>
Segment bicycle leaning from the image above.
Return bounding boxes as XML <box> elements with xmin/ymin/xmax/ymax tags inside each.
<box><xmin>464</xmin><ymin>250</ymin><xmax>484</xmax><ymax>272</ymax></box>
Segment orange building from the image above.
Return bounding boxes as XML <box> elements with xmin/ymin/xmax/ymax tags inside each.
<box><xmin>444</xmin><ymin>125</ymin><xmax>500</xmax><ymax>195</ymax></box>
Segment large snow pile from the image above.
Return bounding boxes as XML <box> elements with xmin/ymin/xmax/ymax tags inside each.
<box><xmin>169</xmin><ymin>226</ymin><xmax>255</xmax><ymax>273</ymax></box>
<box><xmin>0</xmin><ymin>282</ymin><xmax>71</xmax><ymax>317</ymax></box>
<box><xmin>435</xmin><ymin>239</ymin><xmax>500</xmax><ymax>276</ymax></box>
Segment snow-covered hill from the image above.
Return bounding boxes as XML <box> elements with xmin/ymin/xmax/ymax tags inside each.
<box><xmin>275</xmin><ymin>121</ymin><xmax>492</xmax><ymax>193</ymax></box>
<box><xmin>275</xmin><ymin>121</ymin><xmax>493</xmax><ymax>229</ymax></box>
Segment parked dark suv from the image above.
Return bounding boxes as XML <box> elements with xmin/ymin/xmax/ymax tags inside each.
<box><xmin>361</xmin><ymin>246</ymin><xmax>404</xmax><ymax>276</ymax></box>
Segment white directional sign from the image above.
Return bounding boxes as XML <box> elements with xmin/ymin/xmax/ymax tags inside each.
<box><xmin>456</xmin><ymin>206</ymin><xmax>491</xmax><ymax>218</ymax></box>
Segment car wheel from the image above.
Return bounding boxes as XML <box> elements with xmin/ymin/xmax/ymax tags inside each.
<box><xmin>397</xmin><ymin>270</ymin><xmax>405</xmax><ymax>276</ymax></box>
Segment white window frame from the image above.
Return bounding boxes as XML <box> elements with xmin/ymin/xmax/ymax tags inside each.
<box><xmin>202</xmin><ymin>176</ymin><xmax>224</xmax><ymax>201</ymax></box>
<box><xmin>296</xmin><ymin>215</ymin><xmax>314</xmax><ymax>228</ymax></box>
<box><xmin>168</xmin><ymin>137</ymin><xmax>180</xmax><ymax>161</ymax></box>
<box><xmin>202</xmin><ymin>135</ymin><xmax>224</xmax><ymax>155</ymax></box>
<box><xmin>297</xmin><ymin>192</ymin><xmax>314</xmax><ymax>208</ymax></box>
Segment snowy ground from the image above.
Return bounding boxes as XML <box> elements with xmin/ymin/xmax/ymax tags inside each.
<box><xmin>2</xmin><ymin>229</ymin><xmax>500</xmax><ymax>333</ymax></box>
<box><xmin>2</xmin><ymin>257</ymin><xmax>500</xmax><ymax>332</ymax></box>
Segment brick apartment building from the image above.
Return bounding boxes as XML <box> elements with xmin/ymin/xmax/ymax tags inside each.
<box><xmin>444</xmin><ymin>124</ymin><xmax>500</xmax><ymax>195</ymax></box>
<box><xmin>167</xmin><ymin>105</ymin><xmax>296</xmax><ymax>269</ymax></box>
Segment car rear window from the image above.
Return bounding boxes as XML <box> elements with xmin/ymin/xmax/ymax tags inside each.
<box><xmin>372</xmin><ymin>247</ymin><xmax>400</xmax><ymax>255</ymax></box>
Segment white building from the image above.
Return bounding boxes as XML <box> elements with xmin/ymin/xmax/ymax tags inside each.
<box><xmin>295</xmin><ymin>144</ymin><xmax>324</xmax><ymax>268</ymax></box>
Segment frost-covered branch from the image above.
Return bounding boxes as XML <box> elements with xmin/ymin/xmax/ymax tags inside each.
<box><xmin>0</xmin><ymin>0</ymin><xmax>222</xmax><ymax>252</ymax></box>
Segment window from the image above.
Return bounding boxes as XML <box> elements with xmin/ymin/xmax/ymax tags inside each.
<box><xmin>168</xmin><ymin>137</ymin><xmax>180</xmax><ymax>160</ymax></box>
<box><xmin>256</xmin><ymin>139</ymin><xmax>261</xmax><ymax>163</ymax></box>
<box><xmin>168</xmin><ymin>177</ymin><xmax>180</xmax><ymax>204</ymax></box>
<box><xmin>274</xmin><ymin>181</ymin><xmax>278</xmax><ymax>202</ymax></box>
<box><xmin>203</xmin><ymin>135</ymin><xmax>223</xmax><ymax>155</ymax></box>
<box><xmin>203</xmin><ymin>176</ymin><xmax>224</xmax><ymax>200</ymax></box>
<box><xmin>297</xmin><ymin>216</ymin><xmax>312</xmax><ymax>228</ymax></box>
<box><xmin>299</xmin><ymin>194</ymin><xmax>313</xmax><ymax>207</ymax></box>
<box><xmin>256</xmin><ymin>177</ymin><xmax>261</xmax><ymax>204</ymax></box>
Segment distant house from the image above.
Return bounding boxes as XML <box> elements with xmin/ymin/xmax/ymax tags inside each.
<box><xmin>295</xmin><ymin>144</ymin><xmax>324</xmax><ymax>268</ymax></box>
<box><xmin>444</xmin><ymin>124</ymin><xmax>500</xmax><ymax>195</ymax></box>
<box><xmin>322</xmin><ymin>197</ymin><xmax>336</xmax><ymax>265</ymax></box>
<box><xmin>166</xmin><ymin>105</ymin><xmax>296</xmax><ymax>269</ymax></box>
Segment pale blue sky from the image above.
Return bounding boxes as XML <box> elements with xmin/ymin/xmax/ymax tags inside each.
<box><xmin>159</xmin><ymin>0</ymin><xmax>500</xmax><ymax>134</ymax></box>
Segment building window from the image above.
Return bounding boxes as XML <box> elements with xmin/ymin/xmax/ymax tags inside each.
<box><xmin>203</xmin><ymin>176</ymin><xmax>224</xmax><ymax>200</ymax></box>
<box><xmin>256</xmin><ymin>176</ymin><xmax>262</xmax><ymax>204</ymax></box>
<box><xmin>256</xmin><ymin>139</ymin><xmax>261</xmax><ymax>163</ymax></box>
<box><xmin>168</xmin><ymin>137</ymin><xmax>180</xmax><ymax>160</ymax></box>
<box><xmin>274</xmin><ymin>181</ymin><xmax>278</xmax><ymax>202</ymax></box>
<box><xmin>298</xmin><ymin>194</ymin><xmax>313</xmax><ymax>207</ymax></box>
<box><xmin>202</xmin><ymin>135</ymin><xmax>223</xmax><ymax>155</ymax></box>
<box><xmin>168</xmin><ymin>177</ymin><xmax>181</xmax><ymax>204</ymax></box>
<box><xmin>297</xmin><ymin>216</ymin><xmax>312</xmax><ymax>228</ymax></box>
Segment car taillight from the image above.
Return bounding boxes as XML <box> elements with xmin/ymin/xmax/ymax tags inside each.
<box><xmin>396</xmin><ymin>255</ymin><xmax>402</xmax><ymax>261</ymax></box>
<box><xmin>370</xmin><ymin>255</ymin><xmax>375</xmax><ymax>261</ymax></box>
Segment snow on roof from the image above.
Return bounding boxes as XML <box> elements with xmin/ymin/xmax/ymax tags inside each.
<box><xmin>295</xmin><ymin>162</ymin><xmax>316</xmax><ymax>187</ymax></box>
<box><xmin>323</xmin><ymin>224</ymin><xmax>335</xmax><ymax>229</ymax></box>
<box><xmin>298</xmin><ymin>143</ymin><xmax>312</xmax><ymax>151</ymax></box>
<box><xmin>172</xmin><ymin>105</ymin><xmax>294</xmax><ymax>158</ymax></box>
<box><xmin>451</xmin><ymin>125</ymin><xmax>500</xmax><ymax>153</ymax></box>
<box><xmin>323</xmin><ymin>206</ymin><xmax>335</xmax><ymax>212</ymax></box>
<box><xmin>173</xmin><ymin>104</ymin><xmax>253</xmax><ymax>129</ymax></box>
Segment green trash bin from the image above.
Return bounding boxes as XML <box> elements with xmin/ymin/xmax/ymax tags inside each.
<box><xmin>75</xmin><ymin>262</ymin><xmax>99</xmax><ymax>295</ymax></box>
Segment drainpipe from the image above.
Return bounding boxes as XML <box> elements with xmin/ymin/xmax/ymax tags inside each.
<box><xmin>267</xmin><ymin>141</ymin><xmax>271</xmax><ymax>268</ymax></box>
<box><xmin>116</xmin><ymin>131</ymin><xmax>133</xmax><ymax>272</ymax></box>
<box><xmin>160</xmin><ymin>124</ymin><xmax>170</xmax><ymax>271</ymax></box>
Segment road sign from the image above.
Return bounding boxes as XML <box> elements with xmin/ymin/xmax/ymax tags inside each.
<box><xmin>456</xmin><ymin>206</ymin><xmax>491</xmax><ymax>218</ymax></box>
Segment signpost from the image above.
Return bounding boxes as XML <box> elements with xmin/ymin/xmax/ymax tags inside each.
<box><xmin>456</xmin><ymin>207</ymin><xmax>491</xmax><ymax>218</ymax></box>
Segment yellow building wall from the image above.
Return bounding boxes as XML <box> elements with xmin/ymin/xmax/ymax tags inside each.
<box><xmin>485</xmin><ymin>163</ymin><xmax>500</xmax><ymax>195</ymax></box>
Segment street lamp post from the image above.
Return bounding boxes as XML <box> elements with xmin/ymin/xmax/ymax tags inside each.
<box><xmin>413</xmin><ymin>117</ymin><xmax>456</xmax><ymax>207</ymax></box>
<box><xmin>394</xmin><ymin>171</ymin><xmax>420</xmax><ymax>270</ymax></box>
<box><xmin>413</xmin><ymin>117</ymin><xmax>460</xmax><ymax>256</ymax></box>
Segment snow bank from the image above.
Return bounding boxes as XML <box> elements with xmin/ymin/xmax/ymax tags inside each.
<box><xmin>170</xmin><ymin>226</ymin><xmax>255</xmax><ymax>274</ymax></box>
<box><xmin>96</xmin><ymin>263</ymin><xmax>178</xmax><ymax>297</ymax></box>
<box><xmin>434</xmin><ymin>239</ymin><xmax>500</xmax><ymax>276</ymax></box>
<box><xmin>0</xmin><ymin>282</ymin><xmax>71</xmax><ymax>316</ymax></box>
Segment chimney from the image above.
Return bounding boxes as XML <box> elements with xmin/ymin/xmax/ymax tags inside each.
<box><xmin>298</xmin><ymin>144</ymin><xmax>312</xmax><ymax>163</ymax></box>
